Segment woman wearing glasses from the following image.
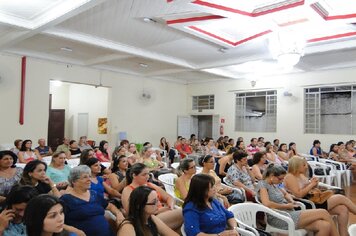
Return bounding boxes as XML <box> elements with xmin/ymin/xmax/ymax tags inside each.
<box><xmin>121</xmin><ymin>163</ymin><xmax>183</xmax><ymax>231</ymax></box>
<box><xmin>258</xmin><ymin>163</ymin><xmax>339</xmax><ymax>236</ymax></box>
<box><xmin>284</xmin><ymin>156</ymin><xmax>356</xmax><ymax>236</ymax></box>
<box><xmin>60</xmin><ymin>165</ymin><xmax>124</xmax><ymax>236</ymax></box>
<box><xmin>118</xmin><ymin>186</ymin><xmax>179</xmax><ymax>236</ymax></box>
<box><xmin>200</xmin><ymin>155</ymin><xmax>244</xmax><ymax>206</ymax></box>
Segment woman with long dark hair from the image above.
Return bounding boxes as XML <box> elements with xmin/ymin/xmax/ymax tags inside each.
<box><xmin>20</xmin><ymin>160</ymin><xmax>61</xmax><ymax>197</ymax></box>
<box><xmin>108</xmin><ymin>155</ymin><xmax>128</xmax><ymax>192</ymax></box>
<box><xmin>0</xmin><ymin>150</ymin><xmax>23</xmax><ymax>203</ymax></box>
<box><xmin>183</xmin><ymin>174</ymin><xmax>238</xmax><ymax>236</ymax></box>
<box><xmin>121</xmin><ymin>163</ymin><xmax>182</xmax><ymax>231</ymax></box>
<box><xmin>96</xmin><ymin>140</ymin><xmax>111</xmax><ymax>162</ymax></box>
<box><xmin>24</xmin><ymin>194</ymin><xmax>66</xmax><ymax>236</ymax></box>
<box><xmin>18</xmin><ymin>139</ymin><xmax>42</xmax><ymax>163</ymax></box>
<box><xmin>118</xmin><ymin>186</ymin><xmax>178</xmax><ymax>236</ymax></box>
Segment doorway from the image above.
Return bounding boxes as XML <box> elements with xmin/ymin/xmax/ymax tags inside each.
<box><xmin>195</xmin><ymin>115</ymin><xmax>212</xmax><ymax>140</ymax></box>
<box><xmin>177</xmin><ymin>115</ymin><xmax>219</xmax><ymax>140</ymax></box>
<box><xmin>48</xmin><ymin>109</ymin><xmax>65</xmax><ymax>151</ymax></box>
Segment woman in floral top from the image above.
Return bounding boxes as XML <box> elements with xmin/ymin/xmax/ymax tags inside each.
<box><xmin>225</xmin><ymin>151</ymin><xmax>256</xmax><ymax>201</ymax></box>
<box><xmin>0</xmin><ymin>151</ymin><xmax>23</xmax><ymax>203</ymax></box>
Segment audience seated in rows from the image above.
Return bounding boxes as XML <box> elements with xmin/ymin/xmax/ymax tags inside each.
<box><xmin>183</xmin><ymin>174</ymin><xmax>238</xmax><ymax>236</ymax></box>
<box><xmin>85</xmin><ymin>158</ymin><xmax>121</xmax><ymax>199</ymax></box>
<box><xmin>121</xmin><ymin>163</ymin><xmax>183</xmax><ymax>231</ymax></box>
<box><xmin>200</xmin><ymin>155</ymin><xmax>244</xmax><ymax>206</ymax></box>
<box><xmin>258</xmin><ymin>163</ymin><xmax>339</xmax><ymax>236</ymax></box>
<box><xmin>285</xmin><ymin>156</ymin><xmax>356</xmax><ymax>236</ymax></box>
<box><xmin>118</xmin><ymin>186</ymin><xmax>179</xmax><ymax>236</ymax></box>
<box><xmin>60</xmin><ymin>165</ymin><xmax>124</xmax><ymax>236</ymax></box>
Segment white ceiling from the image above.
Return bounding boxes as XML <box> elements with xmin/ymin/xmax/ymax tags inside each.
<box><xmin>1</xmin><ymin>0</ymin><xmax>356</xmax><ymax>83</ymax></box>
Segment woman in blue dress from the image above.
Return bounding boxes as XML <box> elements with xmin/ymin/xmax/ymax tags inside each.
<box><xmin>183</xmin><ymin>174</ymin><xmax>238</xmax><ymax>236</ymax></box>
<box><xmin>60</xmin><ymin>165</ymin><xmax>124</xmax><ymax>236</ymax></box>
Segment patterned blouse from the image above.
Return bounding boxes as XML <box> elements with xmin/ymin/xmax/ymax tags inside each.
<box><xmin>226</xmin><ymin>164</ymin><xmax>254</xmax><ymax>190</ymax></box>
<box><xmin>0</xmin><ymin>167</ymin><xmax>23</xmax><ymax>196</ymax></box>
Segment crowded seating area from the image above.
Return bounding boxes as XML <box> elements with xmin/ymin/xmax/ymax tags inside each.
<box><xmin>1</xmin><ymin>135</ymin><xmax>356</xmax><ymax>236</ymax></box>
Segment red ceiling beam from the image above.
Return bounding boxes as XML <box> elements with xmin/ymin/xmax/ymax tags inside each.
<box><xmin>167</xmin><ymin>15</ymin><xmax>224</xmax><ymax>25</ymax></box>
<box><xmin>19</xmin><ymin>56</ymin><xmax>26</xmax><ymax>125</ymax></box>
<box><xmin>192</xmin><ymin>0</ymin><xmax>305</xmax><ymax>17</ymax></box>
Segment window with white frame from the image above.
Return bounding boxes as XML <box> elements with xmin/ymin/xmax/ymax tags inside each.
<box><xmin>304</xmin><ymin>85</ymin><xmax>356</xmax><ymax>134</ymax></box>
<box><xmin>192</xmin><ymin>95</ymin><xmax>214</xmax><ymax>111</ymax></box>
<box><xmin>235</xmin><ymin>90</ymin><xmax>277</xmax><ymax>132</ymax></box>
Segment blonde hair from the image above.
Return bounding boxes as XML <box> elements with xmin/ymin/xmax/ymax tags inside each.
<box><xmin>287</xmin><ymin>156</ymin><xmax>306</xmax><ymax>175</ymax></box>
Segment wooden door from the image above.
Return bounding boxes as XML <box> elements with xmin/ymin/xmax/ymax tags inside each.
<box><xmin>48</xmin><ymin>109</ymin><xmax>65</xmax><ymax>151</ymax></box>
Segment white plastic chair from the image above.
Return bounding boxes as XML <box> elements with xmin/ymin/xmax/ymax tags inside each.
<box><xmin>229</xmin><ymin>202</ymin><xmax>308</xmax><ymax>236</ymax></box>
<box><xmin>319</xmin><ymin>158</ymin><xmax>350</xmax><ymax>187</ymax></box>
<box><xmin>348</xmin><ymin>224</ymin><xmax>356</xmax><ymax>236</ymax></box>
<box><xmin>66</xmin><ymin>158</ymin><xmax>80</xmax><ymax>168</ymax></box>
<box><xmin>42</xmin><ymin>156</ymin><xmax>52</xmax><ymax>165</ymax></box>
<box><xmin>308</xmin><ymin>161</ymin><xmax>337</xmax><ymax>186</ymax></box>
<box><xmin>101</xmin><ymin>162</ymin><xmax>111</xmax><ymax>168</ymax></box>
<box><xmin>157</xmin><ymin>173</ymin><xmax>183</xmax><ymax>204</ymax></box>
<box><xmin>16</xmin><ymin>163</ymin><xmax>26</xmax><ymax>169</ymax></box>
<box><xmin>170</xmin><ymin>162</ymin><xmax>180</xmax><ymax>170</ymax></box>
<box><xmin>181</xmin><ymin>222</ymin><xmax>258</xmax><ymax>236</ymax></box>
<box><xmin>222</xmin><ymin>177</ymin><xmax>247</xmax><ymax>202</ymax></box>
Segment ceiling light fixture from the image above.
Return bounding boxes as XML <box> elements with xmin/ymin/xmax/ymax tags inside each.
<box><xmin>269</xmin><ymin>30</ymin><xmax>305</xmax><ymax>68</ymax></box>
<box><xmin>60</xmin><ymin>47</ymin><xmax>73</xmax><ymax>52</ymax></box>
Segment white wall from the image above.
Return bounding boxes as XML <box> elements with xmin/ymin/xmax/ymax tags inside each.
<box><xmin>50</xmin><ymin>82</ymin><xmax>70</xmax><ymax>136</ymax></box>
<box><xmin>68</xmin><ymin>84</ymin><xmax>109</xmax><ymax>142</ymax></box>
<box><xmin>187</xmin><ymin>68</ymin><xmax>356</xmax><ymax>153</ymax></box>
<box><xmin>0</xmin><ymin>54</ymin><xmax>49</xmax><ymax>145</ymax></box>
<box><xmin>0</xmin><ymin>53</ymin><xmax>187</xmax><ymax>148</ymax></box>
